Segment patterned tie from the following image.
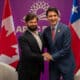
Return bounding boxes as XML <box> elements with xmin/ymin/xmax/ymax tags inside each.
<box><xmin>52</xmin><ymin>28</ymin><xmax>55</xmax><ymax>40</ymax></box>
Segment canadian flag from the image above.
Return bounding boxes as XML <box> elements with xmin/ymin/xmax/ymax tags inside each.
<box><xmin>69</xmin><ymin>0</ymin><xmax>80</xmax><ymax>79</ymax></box>
<box><xmin>0</xmin><ymin>0</ymin><xmax>19</xmax><ymax>68</ymax></box>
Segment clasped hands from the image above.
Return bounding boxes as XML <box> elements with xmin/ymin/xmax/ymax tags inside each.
<box><xmin>42</xmin><ymin>52</ymin><xmax>53</xmax><ymax>61</ymax></box>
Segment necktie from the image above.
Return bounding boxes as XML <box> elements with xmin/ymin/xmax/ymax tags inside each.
<box><xmin>52</xmin><ymin>28</ymin><xmax>55</xmax><ymax>40</ymax></box>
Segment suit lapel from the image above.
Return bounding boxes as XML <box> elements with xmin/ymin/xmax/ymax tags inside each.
<box><xmin>47</xmin><ymin>27</ymin><xmax>53</xmax><ymax>42</ymax></box>
<box><xmin>54</xmin><ymin>22</ymin><xmax>61</xmax><ymax>44</ymax></box>
<box><xmin>38</xmin><ymin>32</ymin><xmax>43</xmax><ymax>43</ymax></box>
<box><xmin>25</xmin><ymin>31</ymin><xmax>42</xmax><ymax>52</ymax></box>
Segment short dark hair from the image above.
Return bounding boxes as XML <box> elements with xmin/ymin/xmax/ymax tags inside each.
<box><xmin>24</xmin><ymin>13</ymin><xmax>38</xmax><ymax>22</ymax></box>
<box><xmin>46</xmin><ymin>7</ymin><xmax>60</xmax><ymax>16</ymax></box>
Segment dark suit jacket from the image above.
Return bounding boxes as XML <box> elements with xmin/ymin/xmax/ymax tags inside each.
<box><xmin>16</xmin><ymin>30</ymin><xmax>44</xmax><ymax>78</ymax></box>
<box><xmin>43</xmin><ymin>22</ymin><xmax>75</xmax><ymax>72</ymax></box>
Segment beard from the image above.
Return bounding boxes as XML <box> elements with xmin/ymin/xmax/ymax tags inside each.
<box><xmin>27</xmin><ymin>26</ymin><xmax>37</xmax><ymax>32</ymax></box>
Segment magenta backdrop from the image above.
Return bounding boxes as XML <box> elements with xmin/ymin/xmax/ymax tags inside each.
<box><xmin>0</xmin><ymin>0</ymin><xmax>73</xmax><ymax>80</ymax></box>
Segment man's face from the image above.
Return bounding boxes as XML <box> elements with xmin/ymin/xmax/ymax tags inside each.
<box><xmin>26</xmin><ymin>18</ymin><xmax>38</xmax><ymax>31</ymax></box>
<box><xmin>47</xmin><ymin>11</ymin><xmax>59</xmax><ymax>26</ymax></box>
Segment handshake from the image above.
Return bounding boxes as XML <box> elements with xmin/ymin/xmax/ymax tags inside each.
<box><xmin>42</xmin><ymin>52</ymin><xmax>53</xmax><ymax>61</ymax></box>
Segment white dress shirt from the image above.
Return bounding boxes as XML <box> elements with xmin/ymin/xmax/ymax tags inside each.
<box><xmin>28</xmin><ymin>30</ymin><xmax>42</xmax><ymax>51</ymax></box>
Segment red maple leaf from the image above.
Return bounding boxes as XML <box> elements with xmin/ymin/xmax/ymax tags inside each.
<box><xmin>0</xmin><ymin>26</ymin><xmax>18</xmax><ymax>57</ymax></box>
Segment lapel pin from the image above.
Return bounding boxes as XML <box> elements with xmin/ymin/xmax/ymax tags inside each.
<box><xmin>58</xmin><ymin>29</ymin><xmax>60</xmax><ymax>32</ymax></box>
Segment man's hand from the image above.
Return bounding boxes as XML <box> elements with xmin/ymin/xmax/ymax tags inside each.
<box><xmin>42</xmin><ymin>52</ymin><xmax>53</xmax><ymax>61</ymax></box>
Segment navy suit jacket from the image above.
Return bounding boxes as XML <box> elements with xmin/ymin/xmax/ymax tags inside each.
<box><xmin>43</xmin><ymin>22</ymin><xmax>75</xmax><ymax>72</ymax></box>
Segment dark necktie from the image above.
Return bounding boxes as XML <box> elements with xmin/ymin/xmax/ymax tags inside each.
<box><xmin>52</xmin><ymin>28</ymin><xmax>55</xmax><ymax>40</ymax></box>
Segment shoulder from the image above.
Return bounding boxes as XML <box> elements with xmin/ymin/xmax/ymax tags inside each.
<box><xmin>59</xmin><ymin>22</ymin><xmax>67</xmax><ymax>28</ymax></box>
<box><xmin>43</xmin><ymin>26</ymin><xmax>50</xmax><ymax>34</ymax></box>
<box><xmin>44</xmin><ymin>26</ymin><xmax>50</xmax><ymax>31</ymax></box>
<box><xmin>18</xmin><ymin>30</ymin><xmax>29</xmax><ymax>41</ymax></box>
<box><xmin>59</xmin><ymin>22</ymin><xmax>70</xmax><ymax>31</ymax></box>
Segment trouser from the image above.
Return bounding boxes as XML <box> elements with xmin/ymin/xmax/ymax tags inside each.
<box><xmin>49</xmin><ymin>63</ymin><xmax>74</xmax><ymax>80</ymax></box>
<box><xmin>18</xmin><ymin>71</ymin><xmax>40</xmax><ymax>80</ymax></box>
